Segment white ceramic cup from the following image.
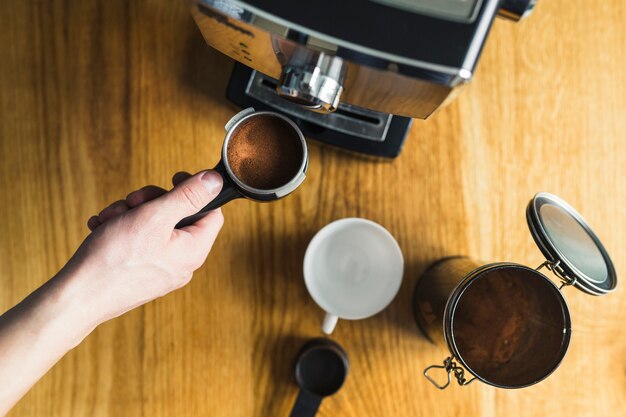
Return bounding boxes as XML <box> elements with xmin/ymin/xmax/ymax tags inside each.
<box><xmin>303</xmin><ymin>218</ymin><xmax>404</xmax><ymax>334</ymax></box>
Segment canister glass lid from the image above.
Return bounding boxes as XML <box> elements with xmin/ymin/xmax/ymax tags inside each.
<box><xmin>526</xmin><ymin>192</ymin><xmax>617</xmax><ymax>295</ymax></box>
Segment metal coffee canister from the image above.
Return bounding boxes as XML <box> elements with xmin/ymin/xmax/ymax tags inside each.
<box><xmin>413</xmin><ymin>192</ymin><xmax>617</xmax><ymax>389</ymax></box>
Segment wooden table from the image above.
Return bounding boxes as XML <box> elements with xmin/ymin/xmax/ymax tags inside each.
<box><xmin>1</xmin><ymin>1</ymin><xmax>625</xmax><ymax>416</ymax></box>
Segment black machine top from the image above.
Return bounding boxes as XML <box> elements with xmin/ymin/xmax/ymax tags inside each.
<box><xmin>239</xmin><ymin>0</ymin><xmax>498</xmax><ymax>70</ymax></box>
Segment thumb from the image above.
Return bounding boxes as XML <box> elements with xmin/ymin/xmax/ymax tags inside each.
<box><xmin>154</xmin><ymin>170</ymin><xmax>223</xmax><ymax>225</ymax></box>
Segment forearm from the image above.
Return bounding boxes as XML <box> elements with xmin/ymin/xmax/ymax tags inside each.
<box><xmin>0</xmin><ymin>171</ymin><xmax>223</xmax><ymax>415</ymax></box>
<box><xmin>0</xmin><ymin>268</ymin><xmax>97</xmax><ymax>415</ymax></box>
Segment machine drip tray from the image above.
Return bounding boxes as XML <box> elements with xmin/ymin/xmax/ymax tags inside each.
<box><xmin>226</xmin><ymin>63</ymin><xmax>412</xmax><ymax>158</ymax></box>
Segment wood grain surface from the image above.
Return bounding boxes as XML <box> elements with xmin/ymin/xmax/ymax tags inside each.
<box><xmin>1</xmin><ymin>1</ymin><xmax>625</xmax><ymax>416</ymax></box>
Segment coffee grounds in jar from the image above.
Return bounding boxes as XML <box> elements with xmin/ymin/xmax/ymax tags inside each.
<box><xmin>226</xmin><ymin>115</ymin><xmax>303</xmax><ymax>190</ymax></box>
<box><xmin>451</xmin><ymin>267</ymin><xmax>568</xmax><ymax>387</ymax></box>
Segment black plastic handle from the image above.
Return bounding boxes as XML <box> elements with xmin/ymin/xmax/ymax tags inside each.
<box><xmin>175</xmin><ymin>160</ymin><xmax>242</xmax><ymax>229</ymax></box>
<box><xmin>289</xmin><ymin>390</ymin><xmax>322</xmax><ymax>417</ymax></box>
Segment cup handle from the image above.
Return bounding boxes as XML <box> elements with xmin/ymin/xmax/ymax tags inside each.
<box><xmin>175</xmin><ymin>160</ymin><xmax>242</xmax><ymax>229</ymax></box>
<box><xmin>322</xmin><ymin>313</ymin><xmax>339</xmax><ymax>335</ymax></box>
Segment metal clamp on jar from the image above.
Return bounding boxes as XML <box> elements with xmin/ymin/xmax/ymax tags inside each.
<box><xmin>413</xmin><ymin>192</ymin><xmax>617</xmax><ymax>389</ymax></box>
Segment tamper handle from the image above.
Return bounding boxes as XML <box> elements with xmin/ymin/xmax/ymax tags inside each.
<box><xmin>175</xmin><ymin>160</ymin><xmax>241</xmax><ymax>229</ymax></box>
<box><xmin>289</xmin><ymin>391</ymin><xmax>322</xmax><ymax>417</ymax></box>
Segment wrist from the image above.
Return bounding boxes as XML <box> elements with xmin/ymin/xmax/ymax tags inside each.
<box><xmin>36</xmin><ymin>266</ymin><xmax>103</xmax><ymax>349</ymax></box>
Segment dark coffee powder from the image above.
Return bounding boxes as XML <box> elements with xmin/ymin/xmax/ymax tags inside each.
<box><xmin>452</xmin><ymin>267</ymin><xmax>568</xmax><ymax>387</ymax></box>
<box><xmin>226</xmin><ymin>115</ymin><xmax>303</xmax><ymax>190</ymax></box>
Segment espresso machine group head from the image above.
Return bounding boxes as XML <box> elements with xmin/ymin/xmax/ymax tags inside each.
<box><xmin>189</xmin><ymin>0</ymin><xmax>537</xmax><ymax>157</ymax></box>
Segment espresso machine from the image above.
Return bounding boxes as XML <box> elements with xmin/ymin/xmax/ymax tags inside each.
<box><xmin>188</xmin><ymin>0</ymin><xmax>537</xmax><ymax>157</ymax></box>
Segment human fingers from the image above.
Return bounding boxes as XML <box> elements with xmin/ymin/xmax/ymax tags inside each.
<box><xmin>142</xmin><ymin>170</ymin><xmax>223</xmax><ymax>227</ymax></box>
<box><xmin>125</xmin><ymin>185</ymin><xmax>167</xmax><ymax>208</ymax></box>
<box><xmin>98</xmin><ymin>200</ymin><xmax>130</xmax><ymax>224</ymax></box>
<box><xmin>87</xmin><ymin>215</ymin><xmax>101</xmax><ymax>231</ymax></box>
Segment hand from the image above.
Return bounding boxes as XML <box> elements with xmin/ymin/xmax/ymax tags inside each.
<box><xmin>64</xmin><ymin>170</ymin><xmax>224</xmax><ymax>326</ymax></box>
<box><xmin>0</xmin><ymin>170</ymin><xmax>225</xmax><ymax>414</ymax></box>
<box><xmin>85</xmin><ymin>171</ymin><xmax>195</xmax><ymax>231</ymax></box>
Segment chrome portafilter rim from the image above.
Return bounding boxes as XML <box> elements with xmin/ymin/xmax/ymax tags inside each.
<box><xmin>221</xmin><ymin>111</ymin><xmax>308</xmax><ymax>199</ymax></box>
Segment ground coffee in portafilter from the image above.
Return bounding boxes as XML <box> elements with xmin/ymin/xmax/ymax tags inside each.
<box><xmin>452</xmin><ymin>267</ymin><xmax>568</xmax><ymax>387</ymax></box>
<box><xmin>226</xmin><ymin>115</ymin><xmax>303</xmax><ymax>190</ymax></box>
